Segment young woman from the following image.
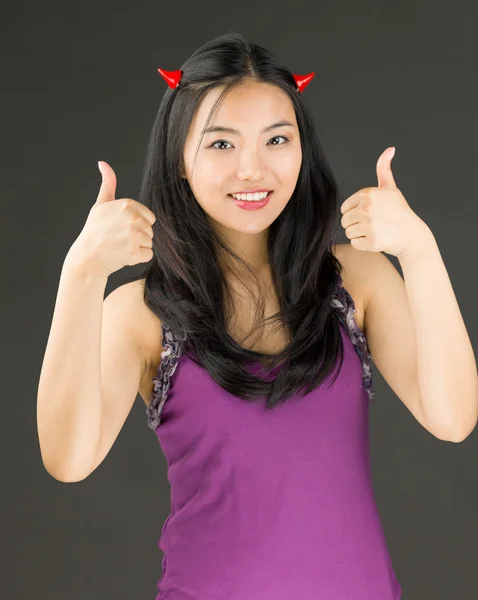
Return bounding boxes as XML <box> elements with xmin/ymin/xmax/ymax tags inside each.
<box><xmin>37</xmin><ymin>31</ymin><xmax>477</xmax><ymax>600</ymax></box>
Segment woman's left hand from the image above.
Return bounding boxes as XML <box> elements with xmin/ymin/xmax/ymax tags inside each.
<box><xmin>339</xmin><ymin>147</ymin><xmax>432</xmax><ymax>259</ymax></box>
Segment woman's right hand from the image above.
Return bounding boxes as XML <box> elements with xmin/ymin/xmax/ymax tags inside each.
<box><xmin>68</xmin><ymin>161</ymin><xmax>157</xmax><ymax>278</ymax></box>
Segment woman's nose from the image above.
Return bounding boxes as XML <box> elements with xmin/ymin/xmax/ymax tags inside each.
<box><xmin>235</xmin><ymin>150</ymin><xmax>266</xmax><ymax>180</ymax></box>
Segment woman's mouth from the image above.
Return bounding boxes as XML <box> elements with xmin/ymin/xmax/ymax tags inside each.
<box><xmin>228</xmin><ymin>191</ymin><xmax>273</xmax><ymax>211</ymax></box>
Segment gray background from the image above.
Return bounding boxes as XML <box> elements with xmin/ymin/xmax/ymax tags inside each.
<box><xmin>2</xmin><ymin>0</ymin><xmax>477</xmax><ymax>598</ymax></box>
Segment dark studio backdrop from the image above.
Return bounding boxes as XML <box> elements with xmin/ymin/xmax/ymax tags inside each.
<box><xmin>2</xmin><ymin>1</ymin><xmax>477</xmax><ymax>599</ymax></box>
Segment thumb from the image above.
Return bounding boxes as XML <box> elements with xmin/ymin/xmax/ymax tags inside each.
<box><xmin>376</xmin><ymin>146</ymin><xmax>397</xmax><ymax>189</ymax></box>
<box><xmin>95</xmin><ymin>160</ymin><xmax>117</xmax><ymax>203</ymax></box>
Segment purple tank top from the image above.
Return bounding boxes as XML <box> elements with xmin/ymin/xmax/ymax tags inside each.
<box><xmin>145</xmin><ymin>279</ymin><xmax>402</xmax><ymax>599</ymax></box>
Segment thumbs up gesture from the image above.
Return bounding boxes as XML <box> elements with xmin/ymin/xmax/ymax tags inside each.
<box><xmin>69</xmin><ymin>161</ymin><xmax>157</xmax><ymax>278</ymax></box>
<box><xmin>339</xmin><ymin>147</ymin><xmax>431</xmax><ymax>258</ymax></box>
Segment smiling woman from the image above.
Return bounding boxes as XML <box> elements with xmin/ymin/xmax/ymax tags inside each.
<box><xmin>101</xmin><ymin>31</ymin><xmax>405</xmax><ymax>599</ymax></box>
<box><xmin>42</xmin><ymin>31</ymin><xmax>404</xmax><ymax>600</ymax></box>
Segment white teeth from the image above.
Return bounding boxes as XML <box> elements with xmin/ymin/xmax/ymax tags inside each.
<box><xmin>231</xmin><ymin>191</ymin><xmax>270</xmax><ymax>201</ymax></box>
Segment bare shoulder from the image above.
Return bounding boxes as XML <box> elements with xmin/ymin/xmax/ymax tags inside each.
<box><xmin>125</xmin><ymin>278</ymin><xmax>163</xmax><ymax>407</ymax></box>
<box><xmin>331</xmin><ymin>243</ymin><xmax>367</xmax><ymax>331</ymax></box>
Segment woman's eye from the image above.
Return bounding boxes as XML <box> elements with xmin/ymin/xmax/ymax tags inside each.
<box><xmin>210</xmin><ymin>135</ymin><xmax>290</xmax><ymax>150</ymax></box>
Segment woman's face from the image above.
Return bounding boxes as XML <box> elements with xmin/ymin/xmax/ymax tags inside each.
<box><xmin>182</xmin><ymin>81</ymin><xmax>302</xmax><ymax>241</ymax></box>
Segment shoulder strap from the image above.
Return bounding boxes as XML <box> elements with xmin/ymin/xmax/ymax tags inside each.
<box><xmin>146</xmin><ymin>322</ymin><xmax>186</xmax><ymax>430</ymax></box>
<box><xmin>332</xmin><ymin>277</ymin><xmax>375</xmax><ymax>404</ymax></box>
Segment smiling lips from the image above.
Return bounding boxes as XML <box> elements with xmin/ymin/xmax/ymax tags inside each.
<box><xmin>229</xmin><ymin>192</ymin><xmax>273</xmax><ymax>210</ymax></box>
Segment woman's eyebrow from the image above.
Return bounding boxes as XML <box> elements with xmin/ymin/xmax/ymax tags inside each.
<box><xmin>203</xmin><ymin>120</ymin><xmax>296</xmax><ymax>135</ymax></box>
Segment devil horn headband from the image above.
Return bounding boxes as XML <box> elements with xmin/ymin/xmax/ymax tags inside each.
<box><xmin>157</xmin><ymin>67</ymin><xmax>315</xmax><ymax>93</ymax></box>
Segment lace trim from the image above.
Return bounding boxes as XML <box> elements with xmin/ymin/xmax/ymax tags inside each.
<box><xmin>146</xmin><ymin>325</ymin><xmax>187</xmax><ymax>430</ymax></box>
<box><xmin>332</xmin><ymin>276</ymin><xmax>375</xmax><ymax>405</ymax></box>
<box><xmin>146</xmin><ymin>277</ymin><xmax>374</xmax><ymax>429</ymax></box>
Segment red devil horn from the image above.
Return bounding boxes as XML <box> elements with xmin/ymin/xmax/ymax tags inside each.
<box><xmin>157</xmin><ymin>68</ymin><xmax>183</xmax><ymax>89</ymax></box>
<box><xmin>292</xmin><ymin>72</ymin><xmax>315</xmax><ymax>93</ymax></box>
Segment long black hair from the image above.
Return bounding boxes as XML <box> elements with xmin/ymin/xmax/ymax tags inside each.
<box><xmin>125</xmin><ymin>31</ymin><xmax>346</xmax><ymax>409</ymax></box>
